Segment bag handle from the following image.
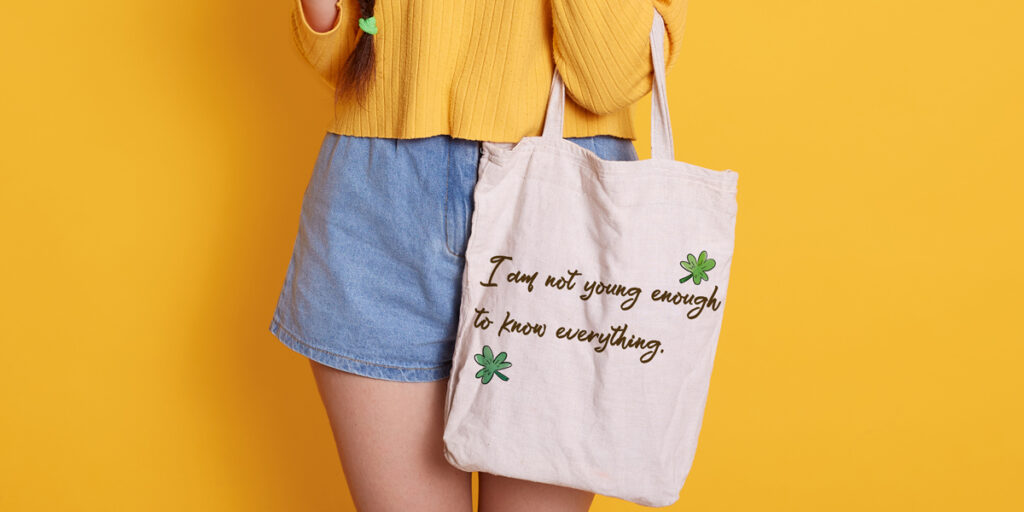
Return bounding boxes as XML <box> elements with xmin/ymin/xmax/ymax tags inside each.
<box><xmin>542</xmin><ymin>8</ymin><xmax>675</xmax><ymax>160</ymax></box>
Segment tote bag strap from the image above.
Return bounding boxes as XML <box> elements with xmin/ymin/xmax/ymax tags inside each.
<box><xmin>542</xmin><ymin>8</ymin><xmax>675</xmax><ymax>160</ymax></box>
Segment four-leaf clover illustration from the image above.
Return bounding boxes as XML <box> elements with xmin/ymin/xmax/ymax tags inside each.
<box><xmin>679</xmin><ymin>250</ymin><xmax>716</xmax><ymax>285</ymax></box>
<box><xmin>474</xmin><ymin>345</ymin><xmax>511</xmax><ymax>384</ymax></box>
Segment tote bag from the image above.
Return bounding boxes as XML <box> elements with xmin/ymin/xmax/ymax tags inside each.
<box><xmin>441</xmin><ymin>9</ymin><xmax>739</xmax><ymax>507</ymax></box>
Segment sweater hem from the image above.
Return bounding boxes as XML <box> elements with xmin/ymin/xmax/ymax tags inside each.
<box><xmin>323</xmin><ymin>118</ymin><xmax>639</xmax><ymax>143</ymax></box>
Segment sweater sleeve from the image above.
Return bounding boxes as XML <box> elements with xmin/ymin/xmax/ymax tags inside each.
<box><xmin>290</xmin><ymin>0</ymin><xmax>361</xmax><ymax>89</ymax></box>
<box><xmin>551</xmin><ymin>0</ymin><xmax>688</xmax><ymax>115</ymax></box>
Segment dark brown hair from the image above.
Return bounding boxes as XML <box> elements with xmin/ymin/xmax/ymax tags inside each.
<box><xmin>336</xmin><ymin>0</ymin><xmax>377</xmax><ymax>109</ymax></box>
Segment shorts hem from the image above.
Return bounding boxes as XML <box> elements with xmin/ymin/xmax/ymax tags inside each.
<box><xmin>268</xmin><ymin>317</ymin><xmax>452</xmax><ymax>383</ymax></box>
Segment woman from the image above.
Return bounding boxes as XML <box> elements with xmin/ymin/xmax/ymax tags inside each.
<box><xmin>269</xmin><ymin>0</ymin><xmax>687</xmax><ymax>510</ymax></box>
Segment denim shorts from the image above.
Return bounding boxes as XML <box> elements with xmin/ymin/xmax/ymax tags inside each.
<box><xmin>269</xmin><ymin>132</ymin><xmax>639</xmax><ymax>382</ymax></box>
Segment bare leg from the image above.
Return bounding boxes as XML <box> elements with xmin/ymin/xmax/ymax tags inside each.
<box><xmin>479</xmin><ymin>472</ymin><xmax>595</xmax><ymax>512</ymax></box>
<box><xmin>308</xmin><ymin>359</ymin><xmax>473</xmax><ymax>512</ymax></box>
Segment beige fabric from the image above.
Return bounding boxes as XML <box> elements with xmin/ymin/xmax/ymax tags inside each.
<box><xmin>442</xmin><ymin>10</ymin><xmax>739</xmax><ymax>507</ymax></box>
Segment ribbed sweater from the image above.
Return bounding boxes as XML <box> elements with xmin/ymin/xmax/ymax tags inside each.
<box><xmin>290</xmin><ymin>0</ymin><xmax>688</xmax><ymax>142</ymax></box>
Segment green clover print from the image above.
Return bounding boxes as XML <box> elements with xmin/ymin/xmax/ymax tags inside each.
<box><xmin>679</xmin><ymin>250</ymin><xmax>716</xmax><ymax>285</ymax></box>
<box><xmin>474</xmin><ymin>345</ymin><xmax>511</xmax><ymax>384</ymax></box>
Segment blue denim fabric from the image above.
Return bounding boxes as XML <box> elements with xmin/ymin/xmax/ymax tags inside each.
<box><xmin>269</xmin><ymin>133</ymin><xmax>638</xmax><ymax>382</ymax></box>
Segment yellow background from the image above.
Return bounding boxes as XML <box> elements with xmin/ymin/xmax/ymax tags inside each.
<box><xmin>2</xmin><ymin>1</ymin><xmax>1021</xmax><ymax>510</ymax></box>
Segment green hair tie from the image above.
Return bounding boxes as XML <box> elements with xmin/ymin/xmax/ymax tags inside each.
<box><xmin>358</xmin><ymin>16</ymin><xmax>378</xmax><ymax>35</ymax></box>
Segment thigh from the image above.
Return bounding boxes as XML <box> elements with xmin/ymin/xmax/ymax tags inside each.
<box><xmin>309</xmin><ymin>359</ymin><xmax>473</xmax><ymax>512</ymax></box>
<box><xmin>478</xmin><ymin>472</ymin><xmax>595</xmax><ymax>512</ymax></box>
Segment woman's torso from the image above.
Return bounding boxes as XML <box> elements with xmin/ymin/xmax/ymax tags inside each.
<box><xmin>290</xmin><ymin>0</ymin><xmax>688</xmax><ymax>142</ymax></box>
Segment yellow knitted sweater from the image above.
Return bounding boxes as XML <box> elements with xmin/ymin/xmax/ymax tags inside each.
<box><xmin>290</xmin><ymin>0</ymin><xmax>687</xmax><ymax>142</ymax></box>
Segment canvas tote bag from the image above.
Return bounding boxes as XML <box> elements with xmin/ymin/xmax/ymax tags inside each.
<box><xmin>441</xmin><ymin>9</ymin><xmax>739</xmax><ymax>507</ymax></box>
